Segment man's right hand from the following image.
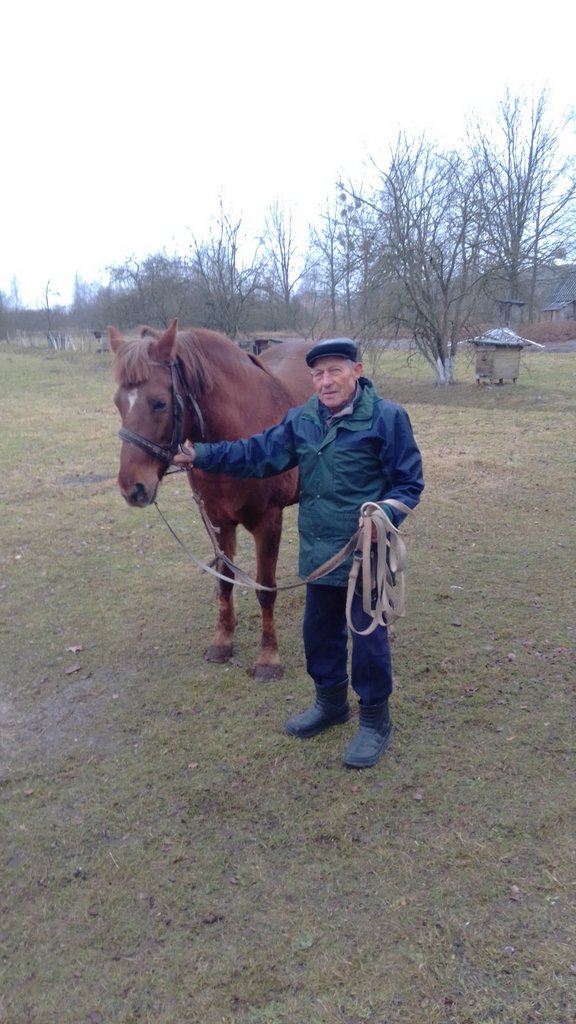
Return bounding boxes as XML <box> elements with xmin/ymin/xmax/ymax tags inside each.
<box><xmin>172</xmin><ymin>441</ymin><xmax>196</xmax><ymax>467</ymax></box>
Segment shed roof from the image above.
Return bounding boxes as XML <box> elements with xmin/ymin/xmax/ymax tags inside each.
<box><xmin>549</xmin><ymin>274</ymin><xmax>576</xmax><ymax>304</ymax></box>
<box><xmin>471</xmin><ymin>327</ymin><xmax>525</xmax><ymax>348</ymax></box>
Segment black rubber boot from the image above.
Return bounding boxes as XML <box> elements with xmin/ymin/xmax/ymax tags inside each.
<box><xmin>284</xmin><ymin>680</ymin><xmax>350</xmax><ymax>738</ymax></box>
<box><xmin>342</xmin><ymin>701</ymin><xmax>393</xmax><ymax>768</ymax></box>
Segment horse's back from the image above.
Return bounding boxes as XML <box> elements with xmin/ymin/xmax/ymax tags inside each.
<box><xmin>259</xmin><ymin>339</ymin><xmax>314</xmax><ymax>406</ymax></box>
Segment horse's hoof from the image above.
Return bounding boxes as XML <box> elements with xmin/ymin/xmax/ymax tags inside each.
<box><xmin>204</xmin><ymin>644</ymin><xmax>234</xmax><ymax>664</ymax></box>
<box><xmin>252</xmin><ymin>663</ymin><xmax>284</xmax><ymax>682</ymax></box>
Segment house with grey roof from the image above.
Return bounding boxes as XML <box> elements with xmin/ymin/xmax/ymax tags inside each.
<box><xmin>541</xmin><ymin>273</ymin><xmax>576</xmax><ymax>321</ymax></box>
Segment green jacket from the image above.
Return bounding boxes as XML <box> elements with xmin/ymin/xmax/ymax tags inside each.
<box><xmin>194</xmin><ymin>379</ymin><xmax>424</xmax><ymax>585</ymax></box>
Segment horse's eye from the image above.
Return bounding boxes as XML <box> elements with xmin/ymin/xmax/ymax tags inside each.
<box><xmin>151</xmin><ymin>399</ymin><xmax>167</xmax><ymax>412</ymax></box>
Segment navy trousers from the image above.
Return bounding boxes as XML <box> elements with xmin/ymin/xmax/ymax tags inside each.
<box><xmin>302</xmin><ymin>583</ymin><xmax>393</xmax><ymax>706</ymax></box>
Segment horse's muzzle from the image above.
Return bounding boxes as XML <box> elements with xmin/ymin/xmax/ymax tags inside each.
<box><xmin>122</xmin><ymin>480</ymin><xmax>158</xmax><ymax>507</ymax></box>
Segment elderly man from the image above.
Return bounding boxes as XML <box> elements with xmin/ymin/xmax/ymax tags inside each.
<box><xmin>174</xmin><ymin>338</ymin><xmax>424</xmax><ymax>768</ymax></box>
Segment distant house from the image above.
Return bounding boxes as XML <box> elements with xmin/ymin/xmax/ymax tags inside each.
<box><xmin>541</xmin><ymin>274</ymin><xmax>576</xmax><ymax>321</ymax></box>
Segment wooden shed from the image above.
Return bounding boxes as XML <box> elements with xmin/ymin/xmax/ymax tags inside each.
<box><xmin>470</xmin><ymin>328</ymin><xmax>524</xmax><ymax>385</ymax></box>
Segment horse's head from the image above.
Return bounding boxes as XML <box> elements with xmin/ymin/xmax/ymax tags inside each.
<box><xmin>110</xmin><ymin>319</ymin><xmax>184</xmax><ymax>507</ymax></box>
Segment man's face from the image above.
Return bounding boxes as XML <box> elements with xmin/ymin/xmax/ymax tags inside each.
<box><xmin>310</xmin><ymin>356</ymin><xmax>363</xmax><ymax>412</ymax></box>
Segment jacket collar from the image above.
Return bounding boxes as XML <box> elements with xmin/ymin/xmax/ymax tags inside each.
<box><xmin>304</xmin><ymin>378</ymin><xmax>375</xmax><ymax>428</ymax></box>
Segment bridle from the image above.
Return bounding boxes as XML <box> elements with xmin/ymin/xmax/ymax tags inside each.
<box><xmin>118</xmin><ymin>358</ymin><xmax>205</xmax><ymax>463</ymax></box>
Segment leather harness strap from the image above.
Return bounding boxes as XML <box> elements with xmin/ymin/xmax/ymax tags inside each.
<box><xmin>345</xmin><ymin>500</ymin><xmax>410</xmax><ymax>633</ymax></box>
<box><xmin>156</xmin><ymin>488</ymin><xmax>412</xmax><ymax>629</ymax></box>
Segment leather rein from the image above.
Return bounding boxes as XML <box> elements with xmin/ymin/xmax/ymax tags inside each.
<box><xmin>155</xmin><ymin>492</ymin><xmax>411</xmax><ymax>630</ymax></box>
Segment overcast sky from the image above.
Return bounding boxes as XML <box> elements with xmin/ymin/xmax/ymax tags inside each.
<box><xmin>3</xmin><ymin>0</ymin><xmax>575</xmax><ymax>307</ymax></box>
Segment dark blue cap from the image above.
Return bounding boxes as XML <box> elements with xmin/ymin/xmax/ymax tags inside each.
<box><xmin>305</xmin><ymin>338</ymin><xmax>359</xmax><ymax>367</ymax></box>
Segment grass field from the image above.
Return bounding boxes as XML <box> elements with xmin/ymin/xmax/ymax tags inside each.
<box><xmin>1</xmin><ymin>343</ymin><xmax>575</xmax><ymax>1024</ymax></box>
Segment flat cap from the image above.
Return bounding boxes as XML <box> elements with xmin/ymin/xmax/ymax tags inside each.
<box><xmin>305</xmin><ymin>337</ymin><xmax>359</xmax><ymax>367</ymax></box>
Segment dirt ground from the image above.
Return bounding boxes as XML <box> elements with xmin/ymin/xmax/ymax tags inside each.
<box><xmin>0</xmin><ymin>668</ymin><xmax>129</xmax><ymax>775</ymax></box>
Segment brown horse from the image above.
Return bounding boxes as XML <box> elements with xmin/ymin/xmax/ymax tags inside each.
<box><xmin>109</xmin><ymin>319</ymin><xmax>313</xmax><ymax>679</ymax></box>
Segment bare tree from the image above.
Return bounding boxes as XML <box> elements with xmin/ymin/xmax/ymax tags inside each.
<box><xmin>0</xmin><ymin>289</ymin><xmax>7</xmax><ymax>340</ymax></box>
<box><xmin>347</xmin><ymin>136</ymin><xmax>486</xmax><ymax>383</ymax></box>
<box><xmin>42</xmin><ymin>280</ymin><xmax>69</xmax><ymax>347</ymax></box>
<box><xmin>0</xmin><ymin>278</ymin><xmax>23</xmax><ymax>339</ymax></box>
<box><xmin>107</xmin><ymin>252</ymin><xmax>193</xmax><ymax>328</ymax></box>
<box><xmin>69</xmin><ymin>275</ymin><xmax>104</xmax><ymax>329</ymax></box>
<box><xmin>259</xmin><ymin>200</ymin><xmax>311</xmax><ymax>330</ymax></box>
<box><xmin>294</xmin><ymin>254</ymin><xmax>331</xmax><ymax>340</ymax></box>
<box><xmin>189</xmin><ymin>199</ymin><xmax>264</xmax><ymax>338</ymax></box>
<box><xmin>307</xmin><ymin>195</ymin><xmax>397</xmax><ymax>356</ymax></box>
<box><xmin>308</xmin><ymin>201</ymin><xmax>345</xmax><ymax>333</ymax></box>
<box><xmin>334</xmin><ymin>190</ymin><xmax>391</xmax><ymax>348</ymax></box>
<box><xmin>469</xmin><ymin>89</ymin><xmax>576</xmax><ymax>319</ymax></box>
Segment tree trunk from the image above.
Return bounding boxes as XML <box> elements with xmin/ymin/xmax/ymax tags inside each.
<box><xmin>435</xmin><ymin>353</ymin><xmax>455</xmax><ymax>384</ymax></box>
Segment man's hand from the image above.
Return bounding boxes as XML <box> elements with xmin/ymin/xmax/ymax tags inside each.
<box><xmin>172</xmin><ymin>441</ymin><xmax>196</xmax><ymax>467</ymax></box>
<box><xmin>358</xmin><ymin>515</ymin><xmax>377</xmax><ymax>542</ymax></box>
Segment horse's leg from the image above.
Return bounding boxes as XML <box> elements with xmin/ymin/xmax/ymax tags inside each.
<box><xmin>251</xmin><ymin>508</ymin><xmax>284</xmax><ymax>682</ymax></box>
<box><xmin>204</xmin><ymin>522</ymin><xmax>238</xmax><ymax>664</ymax></box>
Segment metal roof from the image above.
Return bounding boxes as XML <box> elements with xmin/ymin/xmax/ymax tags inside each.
<box><xmin>550</xmin><ymin>275</ymin><xmax>576</xmax><ymax>304</ymax></box>
<box><xmin>471</xmin><ymin>327</ymin><xmax>525</xmax><ymax>348</ymax></box>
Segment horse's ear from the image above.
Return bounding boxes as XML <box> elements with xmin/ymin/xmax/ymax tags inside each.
<box><xmin>108</xmin><ymin>326</ymin><xmax>125</xmax><ymax>354</ymax></box>
<box><xmin>156</xmin><ymin>319</ymin><xmax>179</xmax><ymax>361</ymax></box>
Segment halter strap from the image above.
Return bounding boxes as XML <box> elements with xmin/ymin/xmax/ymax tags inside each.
<box><xmin>118</xmin><ymin>359</ymin><xmax>204</xmax><ymax>463</ymax></box>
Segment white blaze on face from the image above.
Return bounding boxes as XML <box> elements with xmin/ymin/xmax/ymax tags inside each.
<box><xmin>127</xmin><ymin>388</ymin><xmax>139</xmax><ymax>412</ymax></box>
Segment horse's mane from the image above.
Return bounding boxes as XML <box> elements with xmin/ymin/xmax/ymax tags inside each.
<box><xmin>111</xmin><ymin>326</ymin><xmax>215</xmax><ymax>396</ymax></box>
<box><xmin>111</xmin><ymin>325</ymin><xmax>302</xmax><ymax>415</ymax></box>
